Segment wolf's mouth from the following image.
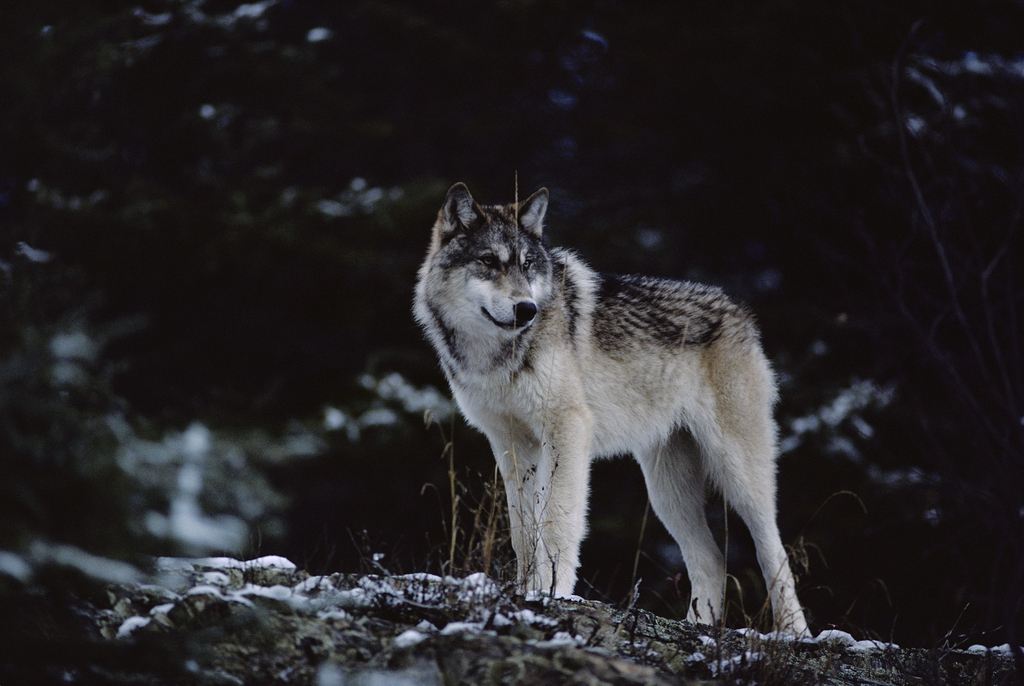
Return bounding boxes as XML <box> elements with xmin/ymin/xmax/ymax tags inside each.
<box><xmin>481</xmin><ymin>307</ymin><xmax>521</xmax><ymax>331</ymax></box>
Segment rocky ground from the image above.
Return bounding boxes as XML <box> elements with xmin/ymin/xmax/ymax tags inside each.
<box><xmin>88</xmin><ymin>557</ymin><xmax>1016</xmax><ymax>685</ymax></box>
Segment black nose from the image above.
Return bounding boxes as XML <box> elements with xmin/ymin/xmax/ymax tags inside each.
<box><xmin>514</xmin><ymin>301</ymin><xmax>538</xmax><ymax>327</ymax></box>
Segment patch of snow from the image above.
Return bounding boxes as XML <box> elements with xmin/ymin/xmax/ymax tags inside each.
<box><xmin>440</xmin><ymin>621</ymin><xmax>485</xmax><ymax>636</ymax></box>
<box><xmin>133</xmin><ymin>8</ymin><xmax>173</xmax><ymax>26</ymax></box>
<box><xmin>181</xmin><ymin>423</ymin><xmax>211</xmax><ymax>459</ymax></box>
<box><xmin>249</xmin><ymin>555</ymin><xmax>296</xmax><ymax>570</ymax></box>
<box><xmin>237</xmin><ymin>583</ymin><xmax>302</xmax><ymax>608</ymax></box>
<box><xmin>0</xmin><ymin>550</ymin><xmax>32</xmax><ymax>582</ymax></box>
<box><xmin>316</xmin><ymin>199</ymin><xmax>351</xmax><ymax>218</ymax></box>
<box><xmin>150</xmin><ymin>603</ymin><xmax>175</xmax><ymax>615</ymax></box>
<box><xmin>233</xmin><ymin>2</ymin><xmax>273</xmax><ymax>20</ymax></box>
<box><xmin>581</xmin><ymin>29</ymin><xmax>608</xmax><ymax>49</ymax></box>
<box><xmin>16</xmin><ymin>241</ymin><xmax>53</xmax><ymax>263</ymax></box>
<box><xmin>169</xmin><ymin>555</ymin><xmax>296</xmax><ymax>571</ymax></box>
<box><xmin>116</xmin><ymin>616</ymin><xmax>151</xmax><ymax>639</ymax></box>
<box><xmin>315</xmin><ymin>179</ymin><xmax>403</xmax><ymax>219</ymax></box>
<box><xmin>963</xmin><ymin>52</ymin><xmax>993</xmax><ymax>75</ymax></box>
<box><xmin>761</xmin><ymin>629</ymin><xmax>817</xmax><ymax>644</ymax></box>
<box><xmin>967</xmin><ymin>643</ymin><xmax>1016</xmax><ymax>656</ymax></box>
<box><xmin>780</xmin><ymin>378</ymin><xmax>895</xmax><ymax>457</ymax></box>
<box><xmin>555</xmin><ymin>592</ymin><xmax>585</xmax><ymax>602</ymax></box>
<box><xmin>30</xmin><ymin>541</ymin><xmax>141</xmax><ymax>584</ymax></box>
<box><xmin>708</xmin><ymin>651</ymin><xmax>762</xmax><ymax>676</ymax></box>
<box><xmin>491</xmin><ymin>612</ymin><xmax>513</xmax><ymax>628</ymax></box>
<box><xmin>329</xmin><ymin>587</ymin><xmax>372</xmax><ymax>609</ymax></box>
<box><xmin>293</xmin><ymin>576</ymin><xmax>330</xmax><ymax>593</ymax></box>
<box><xmin>850</xmin><ymin>415</ymin><xmax>874</xmax><ymax>438</ymax></box>
<box><xmin>317</xmin><ymin>663</ymin><xmax>344</xmax><ymax>686</ymax></box>
<box><xmin>397</xmin><ymin>572</ymin><xmax>444</xmax><ymax>583</ymax></box>
<box><xmin>307</xmin><ymin>27</ymin><xmax>332</xmax><ymax>42</ymax></box>
<box><xmin>523</xmin><ymin>590</ymin><xmax>552</xmax><ymax>605</ymax></box>
<box><xmin>548</xmin><ymin>89</ymin><xmax>577</xmax><ymax>110</ymax></box>
<box><xmin>147</xmin><ymin>498</ymin><xmax>247</xmax><ymax>552</ymax></box>
<box><xmin>905</xmin><ymin>66</ymin><xmax>946</xmax><ymax>106</ymax></box>
<box><xmin>324</xmin><ymin>406</ymin><xmax>348</xmax><ymax>430</ymax></box>
<box><xmin>392</xmin><ymin>629</ymin><xmax>429</xmax><ymax>648</ymax></box>
<box><xmin>849</xmin><ymin>639</ymin><xmax>899</xmax><ymax>652</ymax></box>
<box><xmin>734</xmin><ymin>627</ymin><xmax>766</xmax><ymax>640</ymax></box>
<box><xmin>533</xmin><ymin>631</ymin><xmax>584</xmax><ymax>649</ymax></box>
<box><xmin>359</xmin><ymin>407</ymin><xmax>399</xmax><ymax>427</ymax></box>
<box><xmin>186</xmin><ymin>584</ymin><xmax>255</xmax><ymax>608</ymax></box>
<box><xmin>905</xmin><ymin>115</ymin><xmax>927</xmax><ymax>137</ymax></box>
<box><xmin>361</xmin><ymin>372</ymin><xmax>455</xmax><ymax>422</ymax></box>
<box><xmin>186</xmin><ymin>584</ymin><xmax>227</xmax><ymax>597</ymax></box>
<box><xmin>917</xmin><ymin>52</ymin><xmax>1024</xmax><ymax>81</ymax></box>
<box><xmin>509</xmin><ymin>608</ymin><xmax>559</xmax><ymax>628</ymax></box>
<box><xmin>815</xmin><ymin>629</ymin><xmax>857</xmax><ymax>646</ymax></box>
<box><xmin>867</xmin><ymin>465</ymin><xmax>936</xmax><ymax>489</ymax></box>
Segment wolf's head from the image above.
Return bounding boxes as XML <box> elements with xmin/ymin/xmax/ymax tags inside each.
<box><xmin>419</xmin><ymin>182</ymin><xmax>553</xmax><ymax>337</ymax></box>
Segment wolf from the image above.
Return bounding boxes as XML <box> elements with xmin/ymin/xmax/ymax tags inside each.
<box><xmin>413</xmin><ymin>182</ymin><xmax>809</xmax><ymax>634</ymax></box>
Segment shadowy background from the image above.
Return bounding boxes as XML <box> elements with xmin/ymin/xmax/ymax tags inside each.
<box><xmin>1</xmin><ymin>0</ymin><xmax>1022</xmax><ymax>678</ymax></box>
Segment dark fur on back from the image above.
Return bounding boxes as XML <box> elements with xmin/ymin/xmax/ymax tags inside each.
<box><xmin>592</xmin><ymin>274</ymin><xmax>755</xmax><ymax>351</ymax></box>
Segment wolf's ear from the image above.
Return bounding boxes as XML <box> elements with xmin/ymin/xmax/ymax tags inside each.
<box><xmin>441</xmin><ymin>182</ymin><xmax>482</xmax><ymax>235</ymax></box>
<box><xmin>518</xmin><ymin>187</ymin><xmax>548</xmax><ymax>238</ymax></box>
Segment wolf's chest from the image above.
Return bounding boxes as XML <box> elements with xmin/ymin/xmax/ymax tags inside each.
<box><xmin>449</xmin><ymin>373</ymin><xmax>548</xmax><ymax>436</ymax></box>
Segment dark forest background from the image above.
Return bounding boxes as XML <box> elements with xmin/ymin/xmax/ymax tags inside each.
<box><xmin>2</xmin><ymin>0</ymin><xmax>1023</xmax><ymax>678</ymax></box>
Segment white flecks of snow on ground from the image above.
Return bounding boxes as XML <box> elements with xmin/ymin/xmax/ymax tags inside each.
<box><xmin>967</xmin><ymin>644</ymin><xmax>1018</xmax><ymax>657</ymax></box>
<box><xmin>116</xmin><ymin>616</ymin><xmax>152</xmax><ymax>639</ymax></box>
<box><xmin>392</xmin><ymin>629</ymin><xmax>429</xmax><ymax>649</ymax></box>
<box><xmin>158</xmin><ymin>555</ymin><xmax>297</xmax><ymax>572</ymax></box>
<box><xmin>729</xmin><ymin>626</ymin><xmax>902</xmax><ymax>654</ymax></box>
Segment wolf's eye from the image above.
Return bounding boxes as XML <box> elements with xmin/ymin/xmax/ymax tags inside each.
<box><xmin>477</xmin><ymin>255</ymin><xmax>499</xmax><ymax>269</ymax></box>
<box><xmin>522</xmin><ymin>259</ymin><xmax>533</xmax><ymax>272</ymax></box>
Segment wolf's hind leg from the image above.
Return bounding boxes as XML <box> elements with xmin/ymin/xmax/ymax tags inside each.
<box><xmin>636</xmin><ymin>431</ymin><xmax>726</xmax><ymax>625</ymax></box>
<box><xmin>697</xmin><ymin>363</ymin><xmax>810</xmax><ymax>635</ymax></box>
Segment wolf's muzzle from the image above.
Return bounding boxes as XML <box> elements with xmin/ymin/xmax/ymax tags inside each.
<box><xmin>514</xmin><ymin>301</ymin><xmax>538</xmax><ymax>328</ymax></box>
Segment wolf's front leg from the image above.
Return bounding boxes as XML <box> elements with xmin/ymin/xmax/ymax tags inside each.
<box><xmin>534</xmin><ymin>407</ymin><xmax>592</xmax><ymax>597</ymax></box>
<box><xmin>487</xmin><ymin>436</ymin><xmax>542</xmax><ymax>590</ymax></box>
